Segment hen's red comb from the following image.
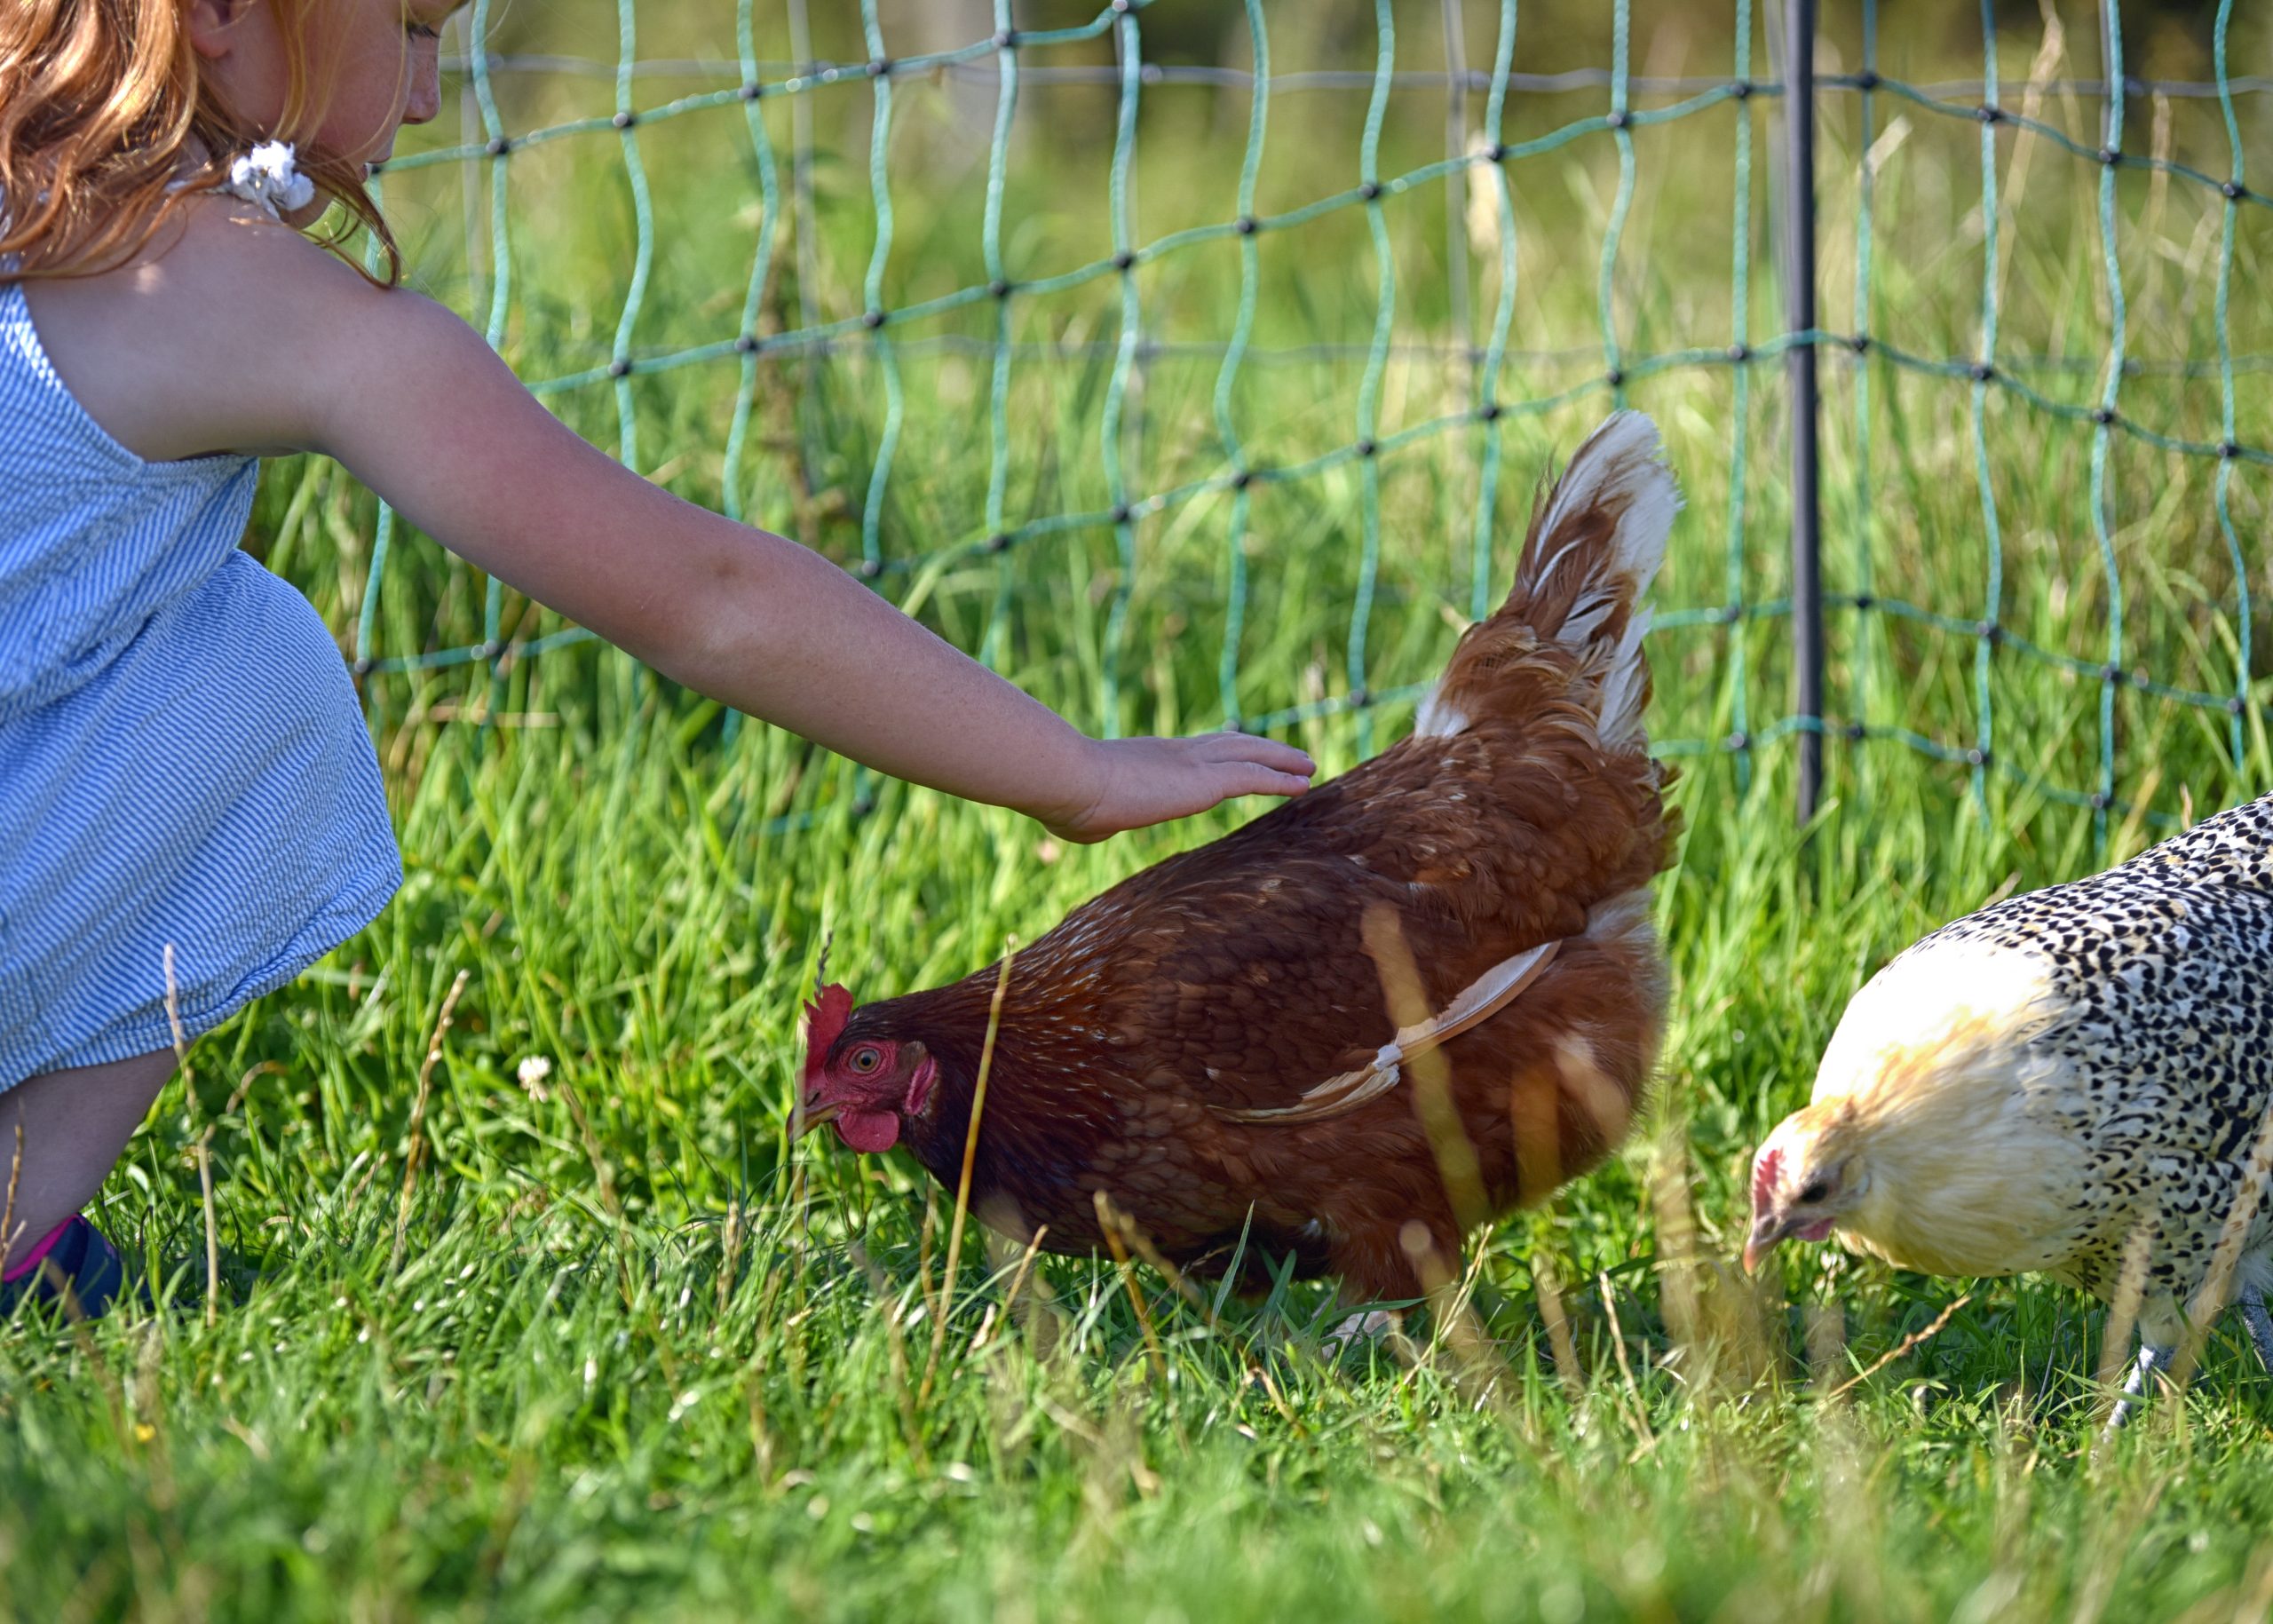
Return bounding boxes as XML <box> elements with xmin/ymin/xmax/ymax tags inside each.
<box><xmin>1751</xmin><ymin>1145</ymin><xmax>1783</xmax><ymax>1211</ymax></box>
<box><xmin>803</xmin><ymin>984</ymin><xmax>853</xmax><ymax>1082</ymax></box>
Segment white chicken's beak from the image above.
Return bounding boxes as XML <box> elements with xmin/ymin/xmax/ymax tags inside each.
<box><xmin>1742</xmin><ymin>1209</ymin><xmax>1786</xmax><ymax>1276</ymax></box>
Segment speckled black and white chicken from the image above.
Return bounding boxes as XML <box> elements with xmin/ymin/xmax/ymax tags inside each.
<box><xmin>1745</xmin><ymin>792</ymin><xmax>2273</xmax><ymax>1422</ymax></box>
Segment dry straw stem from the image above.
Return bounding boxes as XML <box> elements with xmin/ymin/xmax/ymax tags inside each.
<box><xmin>1359</xmin><ymin>902</ymin><xmax>1518</xmax><ymax>1407</ymax></box>
<box><xmin>1654</xmin><ymin>1126</ymin><xmax>1774</xmax><ymax>1394</ymax></box>
<box><xmin>788</xmin><ymin>927</ymin><xmax>835</xmax><ymax>1145</ymax></box>
<box><xmin>716</xmin><ymin>1200</ymin><xmax>744</xmax><ymax>1318</ymax></box>
<box><xmin>2168</xmin><ymin>1101</ymin><xmax>2273</xmax><ymax>1404</ymax></box>
<box><xmin>1001</xmin><ymin>1225</ymin><xmax>1049</xmax><ymax>1327</ymax></box>
<box><xmin>970</xmin><ymin>1224</ymin><xmax>1049</xmax><ymax>1356</ymax></box>
<box><xmin>2092</xmin><ymin>1212</ymin><xmax>2158</xmax><ymax>1435</ymax></box>
<box><xmin>1806</xmin><ymin>1302</ymin><xmax>1849</xmax><ymax>1398</ymax></box>
<box><xmin>1360</xmin><ymin>902</ymin><xmax>1487</xmax><ymax>1232</ymax></box>
<box><xmin>558</xmin><ymin>1078</ymin><xmax>623</xmax><ymax>1230</ymax></box>
<box><xmin>1532</xmin><ymin>1249</ymin><xmax>1586</xmax><ymax>1406</ymax></box>
<box><xmin>1598</xmin><ymin>1270</ymin><xmax>1657</xmax><ymax>1445</ymax></box>
<box><xmin>1398</xmin><ymin>1219</ymin><xmax>1514</xmax><ymax>1420</ymax></box>
<box><xmin>1247</xmin><ymin>1358</ymin><xmax>1304</xmax><ymax>1435</ymax></box>
<box><xmin>1990</xmin><ymin>0</ymin><xmax>2071</xmax><ymax>318</ymax></box>
<box><xmin>921</xmin><ymin>938</ymin><xmax>1017</xmax><ymax>1408</ymax></box>
<box><xmin>1097</xmin><ymin>1191</ymin><xmax>1168</xmax><ymax>1385</ymax></box>
<box><xmin>745</xmin><ymin>1371</ymin><xmax>777</xmax><ymax>1488</ymax></box>
<box><xmin>1</xmin><ymin>1121</ymin><xmax>23</xmax><ymax>1282</ymax></box>
<box><xmin>1648</xmin><ymin>1137</ymin><xmax>1703</xmax><ymax>1354</ymax></box>
<box><xmin>1825</xmin><ymin>1294</ymin><xmax>1974</xmax><ymax>1401</ymax></box>
<box><xmin>390</xmin><ymin>968</ymin><xmax>471</xmax><ymax>1278</ymax></box>
<box><xmin>2109</xmin><ymin>767</ymin><xmax>2166</xmax><ymax>866</ymax></box>
<box><xmin>185</xmin><ymin>1060</ymin><xmax>284</xmax><ymax>1323</ymax></box>
<box><xmin>915</xmin><ymin>1187</ymin><xmax>941</xmax><ymax>1334</ymax></box>
<box><xmin>1649</xmin><ymin>1124</ymin><xmax>1782</xmax><ymax>1403</ymax></box>
<box><xmin>1803</xmin><ymin>1296</ymin><xmax>1878</xmax><ymax>1583</ymax></box>
<box><xmin>1098</xmin><ymin>1199</ymin><xmax>1215</xmax><ymax>1331</ymax></box>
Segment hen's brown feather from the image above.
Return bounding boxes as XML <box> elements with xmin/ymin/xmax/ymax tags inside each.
<box><xmin>820</xmin><ymin>413</ymin><xmax>1682</xmax><ymax>1302</ymax></box>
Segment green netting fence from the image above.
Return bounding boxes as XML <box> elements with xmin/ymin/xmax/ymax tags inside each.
<box><xmin>339</xmin><ymin>0</ymin><xmax>2271</xmax><ymax>839</ymax></box>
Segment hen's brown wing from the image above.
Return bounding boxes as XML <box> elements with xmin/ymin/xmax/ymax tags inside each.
<box><xmin>1061</xmin><ymin>728</ymin><xmax>1598</xmax><ymax>1120</ymax></box>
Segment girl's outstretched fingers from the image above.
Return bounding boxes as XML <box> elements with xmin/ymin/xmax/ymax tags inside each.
<box><xmin>1041</xmin><ymin>733</ymin><xmax>1314</xmax><ymax>844</ymax></box>
<box><xmin>1192</xmin><ymin>731</ymin><xmax>1317</xmax><ymax>795</ymax></box>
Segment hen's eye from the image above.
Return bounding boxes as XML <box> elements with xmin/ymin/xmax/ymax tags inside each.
<box><xmin>1798</xmin><ymin>1178</ymin><xmax>1829</xmax><ymax>1205</ymax></box>
<box><xmin>850</xmin><ymin>1046</ymin><xmax>883</xmax><ymax>1074</ymax></box>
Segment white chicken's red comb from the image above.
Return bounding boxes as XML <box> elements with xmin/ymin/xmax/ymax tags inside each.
<box><xmin>1751</xmin><ymin>1145</ymin><xmax>1783</xmax><ymax>1211</ymax></box>
<box><xmin>803</xmin><ymin>984</ymin><xmax>853</xmax><ymax>1082</ymax></box>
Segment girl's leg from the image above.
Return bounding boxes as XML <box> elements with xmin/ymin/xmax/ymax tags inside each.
<box><xmin>0</xmin><ymin>1050</ymin><xmax>177</xmax><ymax>1269</ymax></box>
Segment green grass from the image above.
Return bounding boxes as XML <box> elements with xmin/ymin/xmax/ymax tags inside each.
<box><xmin>9</xmin><ymin>3</ymin><xmax>2273</xmax><ymax>1618</ymax></box>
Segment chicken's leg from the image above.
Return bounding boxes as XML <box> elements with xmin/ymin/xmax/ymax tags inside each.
<box><xmin>2237</xmin><ymin>1280</ymin><xmax>2273</xmax><ymax>1372</ymax></box>
<box><xmin>2106</xmin><ymin>1338</ymin><xmax>2173</xmax><ymax>1431</ymax></box>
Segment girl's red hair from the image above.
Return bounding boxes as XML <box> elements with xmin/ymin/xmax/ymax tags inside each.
<box><xmin>0</xmin><ymin>0</ymin><xmax>400</xmax><ymax>281</ymax></box>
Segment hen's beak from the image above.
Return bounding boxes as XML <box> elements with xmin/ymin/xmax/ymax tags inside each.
<box><xmin>792</xmin><ymin>1098</ymin><xmax>841</xmax><ymax>1139</ymax></box>
<box><xmin>1741</xmin><ymin>1208</ymin><xmax>1786</xmax><ymax>1276</ymax></box>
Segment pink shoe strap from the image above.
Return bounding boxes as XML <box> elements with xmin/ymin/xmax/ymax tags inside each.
<box><xmin>2</xmin><ymin>1216</ymin><xmax>75</xmax><ymax>1283</ymax></box>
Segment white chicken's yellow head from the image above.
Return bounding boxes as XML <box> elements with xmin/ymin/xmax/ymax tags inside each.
<box><xmin>1742</xmin><ymin>1104</ymin><xmax>1871</xmax><ymax>1273</ymax></box>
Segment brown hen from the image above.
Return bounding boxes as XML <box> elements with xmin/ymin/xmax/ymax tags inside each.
<box><xmin>800</xmin><ymin>412</ymin><xmax>1682</xmax><ymax>1302</ymax></box>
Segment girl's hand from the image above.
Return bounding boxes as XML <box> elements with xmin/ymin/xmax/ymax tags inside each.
<box><xmin>1037</xmin><ymin>733</ymin><xmax>1316</xmax><ymax>844</ymax></box>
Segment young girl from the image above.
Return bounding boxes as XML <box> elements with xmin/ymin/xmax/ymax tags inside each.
<box><xmin>0</xmin><ymin>0</ymin><xmax>1312</xmax><ymax>1316</ymax></box>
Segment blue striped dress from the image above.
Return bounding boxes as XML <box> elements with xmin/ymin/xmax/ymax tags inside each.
<box><xmin>0</xmin><ymin>281</ymin><xmax>400</xmax><ymax>1086</ymax></box>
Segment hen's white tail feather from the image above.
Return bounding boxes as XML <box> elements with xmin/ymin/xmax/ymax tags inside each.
<box><xmin>1596</xmin><ymin>606</ymin><xmax>1653</xmax><ymax>748</ymax></box>
<box><xmin>1533</xmin><ymin>410</ymin><xmax>1676</xmax><ymax>625</ymax></box>
<box><xmin>1416</xmin><ymin>411</ymin><xmax>1678</xmax><ymax>748</ymax></box>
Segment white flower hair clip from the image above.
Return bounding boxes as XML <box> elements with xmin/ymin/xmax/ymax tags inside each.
<box><xmin>219</xmin><ymin>140</ymin><xmax>317</xmax><ymax>218</ymax></box>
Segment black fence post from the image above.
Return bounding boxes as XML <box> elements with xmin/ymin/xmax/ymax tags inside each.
<box><xmin>1782</xmin><ymin>0</ymin><xmax>1825</xmax><ymax>824</ymax></box>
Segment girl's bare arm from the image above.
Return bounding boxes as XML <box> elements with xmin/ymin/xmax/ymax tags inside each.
<box><xmin>36</xmin><ymin>206</ymin><xmax>1311</xmax><ymax>839</ymax></box>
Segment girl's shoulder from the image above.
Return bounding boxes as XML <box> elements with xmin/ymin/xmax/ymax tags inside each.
<box><xmin>23</xmin><ymin>194</ymin><xmax>401</xmax><ymax>464</ymax></box>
